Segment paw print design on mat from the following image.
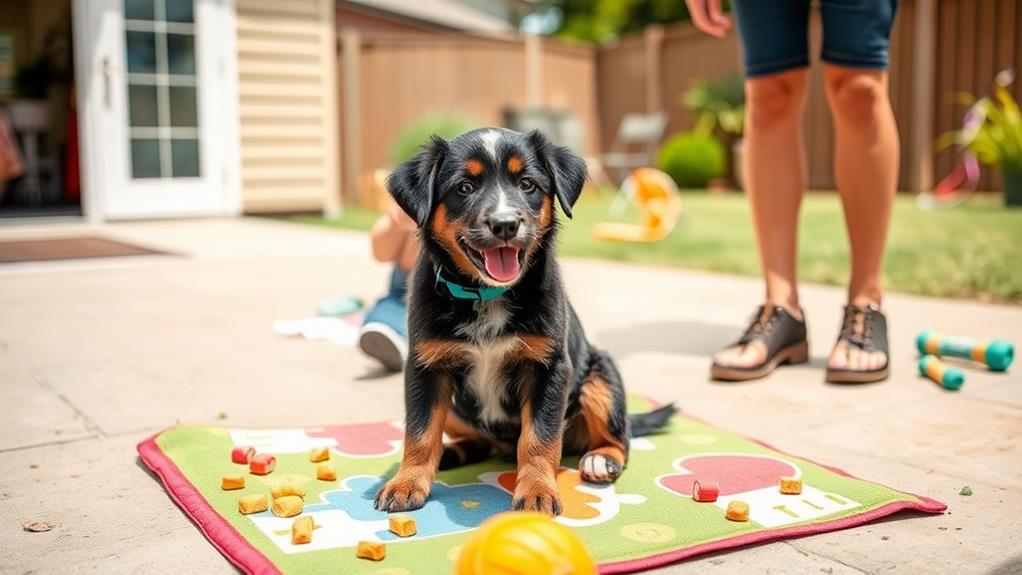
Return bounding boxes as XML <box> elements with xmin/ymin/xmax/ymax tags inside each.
<box><xmin>481</xmin><ymin>468</ymin><xmax>645</xmax><ymax>527</ymax></box>
<box><xmin>252</xmin><ymin>475</ymin><xmax>513</xmax><ymax>553</ymax></box>
<box><xmin>656</xmin><ymin>453</ymin><xmax>862</xmax><ymax>528</ymax></box>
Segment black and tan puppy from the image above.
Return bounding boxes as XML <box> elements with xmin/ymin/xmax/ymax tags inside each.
<box><xmin>374</xmin><ymin>128</ymin><xmax>674</xmax><ymax>516</ymax></box>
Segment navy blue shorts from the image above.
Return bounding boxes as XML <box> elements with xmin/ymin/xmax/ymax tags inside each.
<box><xmin>732</xmin><ymin>0</ymin><xmax>899</xmax><ymax>78</ymax></box>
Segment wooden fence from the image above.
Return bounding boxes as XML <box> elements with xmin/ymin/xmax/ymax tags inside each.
<box><xmin>337</xmin><ymin>33</ymin><xmax>599</xmax><ymax>205</ymax></box>
<box><xmin>597</xmin><ymin>0</ymin><xmax>1022</xmax><ymax>192</ymax></box>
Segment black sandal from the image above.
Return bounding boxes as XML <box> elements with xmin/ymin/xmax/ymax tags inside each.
<box><xmin>825</xmin><ymin>304</ymin><xmax>890</xmax><ymax>384</ymax></box>
<box><xmin>711</xmin><ymin>305</ymin><xmax>809</xmax><ymax>382</ymax></box>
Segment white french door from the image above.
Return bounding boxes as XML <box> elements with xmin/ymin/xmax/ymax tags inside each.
<box><xmin>73</xmin><ymin>0</ymin><xmax>240</xmax><ymax>220</ymax></box>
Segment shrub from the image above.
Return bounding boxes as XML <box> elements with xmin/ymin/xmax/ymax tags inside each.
<box><xmin>390</xmin><ymin>114</ymin><xmax>477</xmax><ymax>166</ymax></box>
<box><xmin>657</xmin><ymin>132</ymin><xmax>727</xmax><ymax>188</ymax></box>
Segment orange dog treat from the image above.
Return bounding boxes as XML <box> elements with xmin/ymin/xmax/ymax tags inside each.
<box><xmin>249</xmin><ymin>454</ymin><xmax>276</xmax><ymax>475</ymax></box>
<box><xmin>779</xmin><ymin>477</ymin><xmax>803</xmax><ymax>495</ymax></box>
<box><xmin>272</xmin><ymin>495</ymin><xmax>304</xmax><ymax>518</ymax></box>
<box><xmin>291</xmin><ymin>516</ymin><xmax>314</xmax><ymax>545</ymax></box>
<box><xmin>231</xmin><ymin>446</ymin><xmax>256</xmax><ymax>464</ymax></box>
<box><xmin>725</xmin><ymin>501</ymin><xmax>750</xmax><ymax>522</ymax></box>
<box><xmin>316</xmin><ymin>462</ymin><xmax>337</xmax><ymax>481</ymax></box>
<box><xmin>271</xmin><ymin>485</ymin><xmax>305</xmax><ymax>500</ymax></box>
<box><xmin>238</xmin><ymin>494</ymin><xmax>268</xmax><ymax>514</ymax></box>
<box><xmin>692</xmin><ymin>480</ymin><xmax>719</xmax><ymax>502</ymax></box>
<box><xmin>356</xmin><ymin>541</ymin><xmax>386</xmax><ymax>561</ymax></box>
<box><xmin>221</xmin><ymin>474</ymin><xmax>245</xmax><ymax>490</ymax></box>
<box><xmin>388</xmin><ymin>515</ymin><xmax>416</xmax><ymax>537</ymax></box>
<box><xmin>309</xmin><ymin>447</ymin><xmax>330</xmax><ymax>462</ymax></box>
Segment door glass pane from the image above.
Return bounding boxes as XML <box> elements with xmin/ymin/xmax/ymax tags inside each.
<box><xmin>123</xmin><ymin>0</ymin><xmax>200</xmax><ymax>179</ymax></box>
<box><xmin>125</xmin><ymin>31</ymin><xmax>156</xmax><ymax>73</ymax></box>
<box><xmin>128</xmin><ymin>84</ymin><xmax>159</xmax><ymax>127</ymax></box>
<box><xmin>171</xmin><ymin>139</ymin><xmax>200</xmax><ymax>177</ymax></box>
<box><xmin>124</xmin><ymin>0</ymin><xmax>155</xmax><ymax>20</ymax></box>
<box><xmin>165</xmin><ymin>0</ymin><xmax>194</xmax><ymax>23</ymax></box>
<box><xmin>168</xmin><ymin>86</ymin><xmax>197</xmax><ymax>126</ymax></box>
<box><xmin>166</xmin><ymin>33</ymin><xmax>196</xmax><ymax>75</ymax></box>
<box><xmin>131</xmin><ymin>139</ymin><xmax>162</xmax><ymax>178</ymax></box>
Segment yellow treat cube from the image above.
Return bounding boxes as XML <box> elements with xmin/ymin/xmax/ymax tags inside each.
<box><xmin>238</xmin><ymin>494</ymin><xmax>268</xmax><ymax>515</ymax></box>
<box><xmin>356</xmin><ymin>540</ymin><xmax>386</xmax><ymax>561</ymax></box>
<box><xmin>309</xmin><ymin>447</ymin><xmax>330</xmax><ymax>462</ymax></box>
<box><xmin>272</xmin><ymin>495</ymin><xmax>304</xmax><ymax>518</ymax></box>
<box><xmin>291</xmin><ymin>516</ymin><xmax>314</xmax><ymax>545</ymax></box>
<box><xmin>725</xmin><ymin>500</ymin><xmax>750</xmax><ymax>522</ymax></box>
<box><xmin>388</xmin><ymin>515</ymin><xmax>416</xmax><ymax>538</ymax></box>
<box><xmin>221</xmin><ymin>474</ymin><xmax>245</xmax><ymax>490</ymax></box>
<box><xmin>271</xmin><ymin>485</ymin><xmax>306</xmax><ymax>500</ymax></box>
<box><xmin>317</xmin><ymin>462</ymin><xmax>337</xmax><ymax>481</ymax></box>
<box><xmin>779</xmin><ymin>477</ymin><xmax>803</xmax><ymax>495</ymax></box>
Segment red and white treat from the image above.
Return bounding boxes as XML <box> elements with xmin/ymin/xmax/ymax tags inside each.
<box><xmin>231</xmin><ymin>446</ymin><xmax>256</xmax><ymax>464</ymax></box>
<box><xmin>249</xmin><ymin>453</ymin><xmax>276</xmax><ymax>475</ymax></box>
<box><xmin>693</xmin><ymin>480</ymin><xmax>720</xmax><ymax>502</ymax></box>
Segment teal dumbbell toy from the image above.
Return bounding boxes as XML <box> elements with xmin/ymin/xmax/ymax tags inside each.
<box><xmin>919</xmin><ymin>355</ymin><xmax>965</xmax><ymax>390</ymax></box>
<box><xmin>916</xmin><ymin>331</ymin><xmax>1014</xmax><ymax>372</ymax></box>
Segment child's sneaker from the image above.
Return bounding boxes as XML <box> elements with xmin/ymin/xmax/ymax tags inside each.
<box><xmin>358</xmin><ymin>321</ymin><xmax>407</xmax><ymax>372</ymax></box>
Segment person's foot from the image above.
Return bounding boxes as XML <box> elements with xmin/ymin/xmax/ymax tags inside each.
<box><xmin>358</xmin><ymin>322</ymin><xmax>407</xmax><ymax>372</ymax></box>
<box><xmin>825</xmin><ymin>303</ymin><xmax>889</xmax><ymax>383</ymax></box>
<box><xmin>711</xmin><ymin>305</ymin><xmax>808</xmax><ymax>381</ymax></box>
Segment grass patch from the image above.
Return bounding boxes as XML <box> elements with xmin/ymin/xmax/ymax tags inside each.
<box><xmin>291</xmin><ymin>192</ymin><xmax>1022</xmax><ymax>303</ymax></box>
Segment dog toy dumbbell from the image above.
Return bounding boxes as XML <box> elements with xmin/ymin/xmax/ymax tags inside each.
<box><xmin>919</xmin><ymin>355</ymin><xmax>965</xmax><ymax>391</ymax></box>
<box><xmin>916</xmin><ymin>331</ymin><xmax>1014</xmax><ymax>372</ymax></box>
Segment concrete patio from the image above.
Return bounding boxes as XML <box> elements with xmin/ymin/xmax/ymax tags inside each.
<box><xmin>1</xmin><ymin>217</ymin><xmax>1020</xmax><ymax>574</ymax></box>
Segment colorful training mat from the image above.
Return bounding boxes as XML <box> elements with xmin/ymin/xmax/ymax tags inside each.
<box><xmin>138</xmin><ymin>402</ymin><xmax>944</xmax><ymax>574</ymax></box>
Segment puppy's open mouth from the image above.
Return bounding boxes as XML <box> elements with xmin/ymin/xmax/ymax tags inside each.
<box><xmin>461</xmin><ymin>240</ymin><xmax>524</xmax><ymax>283</ymax></box>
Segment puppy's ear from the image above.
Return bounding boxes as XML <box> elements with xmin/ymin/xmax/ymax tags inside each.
<box><xmin>528</xmin><ymin>130</ymin><xmax>588</xmax><ymax>219</ymax></box>
<box><xmin>386</xmin><ymin>136</ymin><xmax>449</xmax><ymax>227</ymax></box>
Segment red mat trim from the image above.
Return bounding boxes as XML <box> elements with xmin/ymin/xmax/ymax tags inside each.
<box><xmin>138</xmin><ymin>426</ymin><xmax>946</xmax><ymax>575</ymax></box>
<box><xmin>138</xmin><ymin>434</ymin><xmax>281</xmax><ymax>575</ymax></box>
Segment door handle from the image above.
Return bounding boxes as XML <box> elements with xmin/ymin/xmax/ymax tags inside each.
<box><xmin>101</xmin><ymin>57</ymin><xmax>119</xmax><ymax>108</ymax></box>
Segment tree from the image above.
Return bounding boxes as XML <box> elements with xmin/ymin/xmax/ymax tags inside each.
<box><xmin>530</xmin><ymin>0</ymin><xmax>729</xmax><ymax>44</ymax></box>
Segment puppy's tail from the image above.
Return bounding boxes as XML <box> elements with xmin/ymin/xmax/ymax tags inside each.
<box><xmin>628</xmin><ymin>403</ymin><xmax>677</xmax><ymax>437</ymax></box>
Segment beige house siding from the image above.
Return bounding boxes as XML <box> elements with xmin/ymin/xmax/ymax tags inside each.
<box><xmin>235</xmin><ymin>0</ymin><xmax>339</xmax><ymax>213</ymax></box>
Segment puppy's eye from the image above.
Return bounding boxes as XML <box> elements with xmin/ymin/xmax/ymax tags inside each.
<box><xmin>520</xmin><ymin>178</ymin><xmax>537</xmax><ymax>194</ymax></box>
<box><xmin>457</xmin><ymin>182</ymin><xmax>474</xmax><ymax>195</ymax></box>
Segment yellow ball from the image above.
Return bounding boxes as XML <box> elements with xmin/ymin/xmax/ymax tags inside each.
<box><xmin>456</xmin><ymin>512</ymin><xmax>596</xmax><ymax>575</ymax></box>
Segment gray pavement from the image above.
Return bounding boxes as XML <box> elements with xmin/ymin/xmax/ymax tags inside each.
<box><xmin>1</xmin><ymin>217</ymin><xmax>1020</xmax><ymax>574</ymax></box>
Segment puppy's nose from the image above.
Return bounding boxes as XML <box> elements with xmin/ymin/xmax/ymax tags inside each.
<box><xmin>488</xmin><ymin>214</ymin><xmax>520</xmax><ymax>240</ymax></box>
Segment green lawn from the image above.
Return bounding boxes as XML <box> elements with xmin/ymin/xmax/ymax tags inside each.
<box><xmin>290</xmin><ymin>192</ymin><xmax>1022</xmax><ymax>303</ymax></box>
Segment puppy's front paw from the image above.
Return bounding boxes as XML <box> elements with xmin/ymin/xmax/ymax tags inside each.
<box><xmin>512</xmin><ymin>481</ymin><xmax>562</xmax><ymax>516</ymax></box>
<box><xmin>374</xmin><ymin>475</ymin><xmax>431</xmax><ymax>512</ymax></box>
<box><xmin>579</xmin><ymin>451</ymin><xmax>623</xmax><ymax>484</ymax></box>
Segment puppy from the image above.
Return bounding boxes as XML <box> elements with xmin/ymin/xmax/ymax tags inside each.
<box><xmin>374</xmin><ymin>128</ymin><xmax>674</xmax><ymax>516</ymax></box>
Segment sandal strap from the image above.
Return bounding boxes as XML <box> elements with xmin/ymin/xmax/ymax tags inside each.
<box><xmin>837</xmin><ymin>304</ymin><xmax>889</xmax><ymax>355</ymax></box>
<box><xmin>730</xmin><ymin>305</ymin><xmax>807</xmax><ymax>360</ymax></box>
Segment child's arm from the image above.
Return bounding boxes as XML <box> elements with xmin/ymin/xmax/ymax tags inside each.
<box><xmin>370</xmin><ymin>203</ymin><xmax>417</xmax><ymax>264</ymax></box>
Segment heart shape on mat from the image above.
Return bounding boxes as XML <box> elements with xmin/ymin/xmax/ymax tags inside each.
<box><xmin>656</xmin><ymin>453</ymin><xmax>800</xmax><ymax>498</ymax></box>
<box><xmin>306</xmin><ymin>421</ymin><xmax>404</xmax><ymax>457</ymax></box>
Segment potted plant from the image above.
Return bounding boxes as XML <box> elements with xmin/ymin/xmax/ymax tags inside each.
<box><xmin>681</xmin><ymin>74</ymin><xmax>745</xmax><ymax>188</ymax></box>
<box><xmin>940</xmin><ymin>69</ymin><xmax>1022</xmax><ymax>207</ymax></box>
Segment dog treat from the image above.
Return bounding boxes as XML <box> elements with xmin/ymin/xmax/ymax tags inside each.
<box><xmin>271</xmin><ymin>485</ymin><xmax>305</xmax><ymax>500</ymax></box>
<box><xmin>316</xmin><ymin>462</ymin><xmax>337</xmax><ymax>481</ymax></box>
<box><xmin>692</xmin><ymin>480</ymin><xmax>719</xmax><ymax>502</ymax></box>
<box><xmin>238</xmin><ymin>494</ymin><xmax>269</xmax><ymax>514</ymax></box>
<box><xmin>779</xmin><ymin>477</ymin><xmax>803</xmax><ymax>495</ymax></box>
<box><xmin>272</xmin><ymin>495</ymin><xmax>304</xmax><ymax>518</ymax></box>
<box><xmin>916</xmin><ymin>331</ymin><xmax>1014</xmax><ymax>372</ymax></box>
<box><xmin>919</xmin><ymin>355</ymin><xmax>965</xmax><ymax>390</ymax></box>
<box><xmin>725</xmin><ymin>501</ymin><xmax>750</xmax><ymax>522</ymax></box>
<box><xmin>291</xmin><ymin>516</ymin><xmax>314</xmax><ymax>545</ymax></box>
<box><xmin>249</xmin><ymin>453</ymin><xmax>276</xmax><ymax>475</ymax></box>
<box><xmin>221</xmin><ymin>474</ymin><xmax>246</xmax><ymax>490</ymax></box>
<box><xmin>356</xmin><ymin>541</ymin><xmax>386</xmax><ymax>561</ymax></box>
<box><xmin>309</xmin><ymin>447</ymin><xmax>330</xmax><ymax>463</ymax></box>
<box><xmin>231</xmin><ymin>446</ymin><xmax>256</xmax><ymax>464</ymax></box>
<box><xmin>388</xmin><ymin>515</ymin><xmax>417</xmax><ymax>538</ymax></box>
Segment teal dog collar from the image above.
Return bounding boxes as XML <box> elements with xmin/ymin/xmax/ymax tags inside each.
<box><xmin>435</xmin><ymin>267</ymin><xmax>508</xmax><ymax>302</ymax></box>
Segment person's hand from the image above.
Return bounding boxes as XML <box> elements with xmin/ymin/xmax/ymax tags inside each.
<box><xmin>387</xmin><ymin>201</ymin><xmax>417</xmax><ymax>232</ymax></box>
<box><xmin>685</xmin><ymin>0</ymin><xmax>731</xmax><ymax>38</ymax></box>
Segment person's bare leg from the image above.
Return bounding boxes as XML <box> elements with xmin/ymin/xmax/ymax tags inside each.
<box><xmin>823</xmin><ymin>66</ymin><xmax>898</xmax><ymax>372</ymax></box>
<box><xmin>714</xmin><ymin>69</ymin><xmax>808</xmax><ymax>368</ymax></box>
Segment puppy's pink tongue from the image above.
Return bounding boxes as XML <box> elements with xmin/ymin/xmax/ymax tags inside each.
<box><xmin>482</xmin><ymin>247</ymin><xmax>521</xmax><ymax>282</ymax></box>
